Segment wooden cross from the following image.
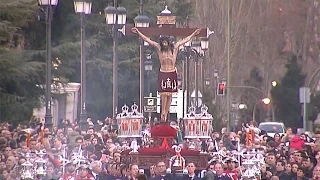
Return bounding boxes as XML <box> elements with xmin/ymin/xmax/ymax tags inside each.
<box><xmin>121</xmin><ymin>6</ymin><xmax>213</xmax><ymax>38</ymax></box>
<box><xmin>124</xmin><ymin>25</ymin><xmax>211</xmax><ymax>38</ymax></box>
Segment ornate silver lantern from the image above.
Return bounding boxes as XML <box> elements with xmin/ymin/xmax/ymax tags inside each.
<box><xmin>183</xmin><ymin>105</ymin><xmax>213</xmax><ymax>152</ymax></box>
<box><xmin>117</xmin><ymin>103</ymin><xmax>144</xmax><ymax>138</ymax></box>
<box><xmin>21</xmin><ymin>160</ymin><xmax>34</xmax><ymax>180</ymax></box>
<box><xmin>184</xmin><ymin>105</ymin><xmax>213</xmax><ymax>139</ymax></box>
<box><xmin>35</xmin><ymin>150</ymin><xmax>47</xmax><ymax>177</ymax></box>
<box><xmin>241</xmin><ymin>160</ymin><xmax>256</xmax><ymax>179</ymax></box>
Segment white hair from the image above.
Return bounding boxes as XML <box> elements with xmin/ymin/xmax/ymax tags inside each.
<box><xmin>90</xmin><ymin>161</ymin><xmax>102</xmax><ymax>169</ymax></box>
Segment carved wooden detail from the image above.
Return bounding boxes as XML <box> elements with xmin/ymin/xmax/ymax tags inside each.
<box><xmin>122</xmin><ymin>153</ymin><xmax>209</xmax><ymax>170</ymax></box>
<box><xmin>157</xmin><ymin>16</ymin><xmax>176</xmax><ymax>25</ymax></box>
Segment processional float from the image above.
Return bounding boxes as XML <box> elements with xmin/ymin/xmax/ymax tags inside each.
<box><xmin>118</xmin><ymin>103</ymin><xmax>212</xmax><ymax>171</ymax></box>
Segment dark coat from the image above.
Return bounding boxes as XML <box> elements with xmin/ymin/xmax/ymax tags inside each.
<box><xmin>179</xmin><ymin>174</ymin><xmax>202</xmax><ymax>180</ymax></box>
<box><xmin>150</xmin><ymin>174</ymin><xmax>176</xmax><ymax>180</ymax></box>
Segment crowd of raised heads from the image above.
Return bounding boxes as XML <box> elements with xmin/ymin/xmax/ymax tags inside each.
<box><xmin>0</xmin><ymin>118</ymin><xmax>320</xmax><ymax>180</ymax></box>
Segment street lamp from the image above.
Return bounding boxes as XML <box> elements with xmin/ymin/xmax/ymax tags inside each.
<box><xmin>38</xmin><ymin>0</ymin><xmax>59</xmax><ymax>131</ymax></box>
<box><xmin>262</xmin><ymin>98</ymin><xmax>271</xmax><ymax>105</ymax></box>
<box><xmin>135</xmin><ymin>13</ymin><xmax>150</xmax><ymax>113</ymax></box>
<box><xmin>200</xmin><ymin>37</ymin><xmax>209</xmax><ymax>51</ymax></box>
<box><xmin>271</xmin><ymin>81</ymin><xmax>277</xmax><ymax>87</ymax></box>
<box><xmin>104</xmin><ymin>4</ymin><xmax>127</xmax><ymax>119</ymax></box>
<box><xmin>238</xmin><ymin>103</ymin><xmax>247</xmax><ymax>109</ymax></box>
<box><xmin>144</xmin><ymin>59</ymin><xmax>153</xmax><ymax>71</ymax></box>
<box><xmin>213</xmin><ymin>70</ymin><xmax>218</xmax><ymax>78</ymax></box>
<box><xmin>74</xmin><ymin>0</ymin><xmax>92</xmax><ymax>130</ymax></box>
<box><xmin>205</xmin><ymin>78</ymin><xmax>210</xmax><ymax>86</ymax></box>
<box><xmin>134</xmin><ymin>15</ymin><xmax>150</xmax><ymax>28</ymax></box>
<box><xmin>74</xmin><ymin>0</ymin><xmax>92</xmax><ymax>14</ymax></box>
<box><xmin>253</xmin><ymin>98</ymin><xmax>271</xmax><ymax>122</ymax></box>
<box><xmin>231</xmin><ymin>101</ymin><xmax>239</xmax><ymax>130</ymax></box>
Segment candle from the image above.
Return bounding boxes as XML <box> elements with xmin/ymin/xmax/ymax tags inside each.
<box><xmin>27</xmin><ymin>132</ymin><xmax>31</xmax><ymax>148</ymax></box>
<box><xmin>40</xmin><ymin>125</ymin><xmax>44</xmax><ymax>145</ymax></box>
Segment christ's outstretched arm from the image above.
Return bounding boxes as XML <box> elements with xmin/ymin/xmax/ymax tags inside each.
<box><xmin>174</xmin><ymin>28</ymin><xmax>202</xmax><ymax>49</ymax></box>
<box><xmin>132</xmin><ymin>27</ymin><xmax>160</xmax><ymax>51</ymax></box>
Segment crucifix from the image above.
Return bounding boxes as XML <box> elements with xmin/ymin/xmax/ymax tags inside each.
<box><xmin>124</xmin><ymin>6</ymin><xmax>213</xmax><ymax>122</ymax></box>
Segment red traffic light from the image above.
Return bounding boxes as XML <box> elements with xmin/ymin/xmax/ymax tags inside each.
<box><xmin>219</xmin><ymin>83</ymin><xmax>225</xmax><ymax>90</ymax></box>
<box><xmin>217</xmin><ymin>83</ymin><xmax>226</xmax><ymax>95</ymax></box>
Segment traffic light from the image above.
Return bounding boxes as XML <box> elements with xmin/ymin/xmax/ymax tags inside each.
<box><xmin>217</xmin><ymin>83</ymin><xmax>226</xmax><ymax>95</ymax></box>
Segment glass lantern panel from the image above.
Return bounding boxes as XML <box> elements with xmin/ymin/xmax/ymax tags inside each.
<box><xmin>39</xmin><ymin>0</ymin><xmax>49</xmax><ymax>5</ymax></box>
<box><xmin>135</xmin><ymin>22</ymin><xmax>143</xmax><ymax>28</ymax></box>
<box><xmin>51</xmin><ymin>0</ymin><xmax>59</xmax><ymax>6</ymax></box>
<box><xmin>106</xmin><ymin>14</ymin><xmax>116</xmax><ymax>25</ymax></box>
<box><xmin>118</xmin><ymin>14</ymin><xmax>127</xmax><ymax>25</ymax></box>
<box><xmin>122</xmin><ymin>14</ymin><xmax>127</xmax><ymax>24</ymax></box>
<box><xmin>144</xmin><ymin>65</ymin><xmax>151</xmax><ymax>71</ymax></box>
<box><xmin>201</xmin><ymin>41</ymin><xmax>209</xmax><ymax>50</ymax></box>
<box><xmin>74</xmin><ymin>1</ymin><xmax>85</xmax><ymax>13</ymax></box>
<box><xmin>144</xmin><ymin>22</ymin><xmax>150</xmax><ymax>28</ymax></box>
<box><xmin>84</xmin><ymin>2</ymin><xmax>92</xmax><ymax>14</ymax></box>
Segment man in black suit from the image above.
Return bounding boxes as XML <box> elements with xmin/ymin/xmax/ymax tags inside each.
<box><xmin>128</xmin><ymin>164</ymin><xmax>140</xmax><ymax>180</ymax></box>
<box><xmin>180</xmin><ymin>162</ymin><xmax>201</xmax><ymax>180</ymax></box>
<box><xmin>150</xmin><ymin>161</ymin><xmax>175</xmax><ymax>180</ymax></box>
<box><xmin>90</xmin><ymin>160</ymin><xmax>109</xmax><ymax>180</ymax></box>
<box><xmin>213</xmin><ymin>163</ymin><xmax>232</xmax><ymax>180</ymax></box>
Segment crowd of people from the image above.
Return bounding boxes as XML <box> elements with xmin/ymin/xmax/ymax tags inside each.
<box><xmin>0</xmin><ymin>118</ymin><xmax>319</xmax><ymax>180</ymax></box>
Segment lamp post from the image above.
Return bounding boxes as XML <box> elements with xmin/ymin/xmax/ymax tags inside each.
<box><xmin>191</xmin><ymin>38</ymin><xmax>208</xmax><ymax>111</ymax></box>
<box><xmin>192</xmin><ymin>41</ymin><xmax>201</xmax><ymax>110</ymax></box>
<box><xmin>38</xmin><ymin>0</ymin><xmax>59</xmax><ymax>131</ymax></box>
<box><xmin>179</xmin><ymin>42</ymin><xmax>196</xmax><ymax>115</ymax></box>
<box><xmin>135</xmin><ymin>8</ymin><xmax>150</xmax><ymax>113</ymax></box>
<box><xmin>144</xmin><ymin>58</ymin><xmax>153</xmax><ymax>122</ymax></box>
<box><xmin>231</xmin><ymin>101</ymin><xmax>238</xmax><ymax>131</ymax></box>
<box><xmin>200</xmin><ymin>38</ymin><xmax>209</xmax><ymax>95</ymax></box>
<box><xmin>104</xmin><ymin>1</ymin><xmax>127</xmax><ymax>119</ymax></box>
<box><xmin>73</xmin><ymin>0</ymin><xmax>92</xmax><ymax>130</ymax></box>
<box><xmin>213</xmin><ymin>70</ymin><xmax>219</xmax><ymax>103</ymax></box>
<box><xmin>144</xmin><ymin>58</ymin><xmax>153</xmax><ymax>95</ymax></box>
<box><xmin>252</xmin><ymin>98</ymin><xmax>271</xmax><ymax>122</ymax></box>
<box><xmin>226</xmin><ymin>0</ymin><xmax>231</xmax><ymax>132</ymax></box>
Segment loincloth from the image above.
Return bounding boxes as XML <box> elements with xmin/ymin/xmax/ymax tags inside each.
<box><xmin>158</xmin><ymin>68</ymin><xmax>178</xmax><ymax>95</ymax></box>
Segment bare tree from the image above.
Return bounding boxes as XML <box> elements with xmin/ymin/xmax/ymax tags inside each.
<box><xmin>192</xmin><ymin>0</ymin><xmax>320</xmax><ymax>123</ymax></box>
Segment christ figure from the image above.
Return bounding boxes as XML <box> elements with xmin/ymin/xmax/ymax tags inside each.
<box><xmin>132</xmin><ymin>27</ymin><xmax>201</xmax><ymax>122</ymax></box>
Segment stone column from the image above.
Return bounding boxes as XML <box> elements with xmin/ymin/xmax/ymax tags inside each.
<box><xmin>64</xmin><ymin>83</ymin><xmax>80</xmax><ymax>123</ymax></box>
